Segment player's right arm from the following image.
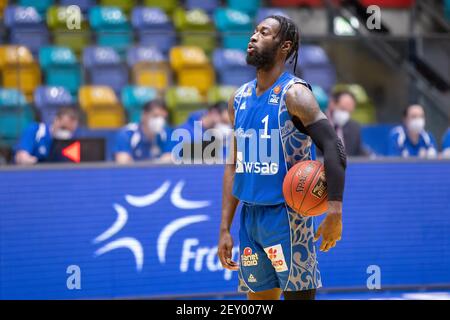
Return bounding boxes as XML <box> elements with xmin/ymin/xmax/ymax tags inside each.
<box><xmin>218</xmin><ymin>92</ymin><xmax>239</xmax><ymax>271</ymax></box>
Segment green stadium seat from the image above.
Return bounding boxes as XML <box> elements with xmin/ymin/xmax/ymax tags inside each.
<box><xmin>214</xmin><ymin>8</ymin><xmax>253</xmax><ymax>50</ymax></box>
<box><xmin>165</xmin><ymin>86</ymin><xmax>207</xmax><ymax>125</ymax></box>
<box><xmin>0</xmin><ymin>88</ymin><xmax>34</xmax><ymax>146</ymax></box>
<box><xmin>143</xmin><ymin>0</ymin><xmax>178</xmax><ymax>14</ymax></box>
<box><xmin>47</xmin><ymin>5</ymin><xmax>90</xmax><ymax>56</ymax></box>
<box><xmin>227</xmin><ymin>0</ymin><xmax>261</xmax><ymax>17</ymax></box>
<box><xmin>39</xmin><ymin>46</ymin><xmax>82</xmax><ymax>96</ymax></box>
<box><xmin>311</xmin><ymin>85</ymin><xmax>328</xmax><ymax>112</ymax></box>
<box><xmin>121</xmin><ymin>85</ymin><xmax>158</xmax><ymax>123</ymax></box>
<box><xmin>18</xmin><ymin>0</ymin><xmax>54</xmax><ymax>15</ymax></box>
<box><xmin>173</xmin><ymin>8</ymin><xmax>216</xmax><ymax>55</ymax></box>
<box><xmin>89</xmin><ymin>6</ymin><xmax>133</xmax><ymax>55</ymax></box>
<box><xmin>207</xmin><ymin>85</ymin><xmax>237</xmax><ymax>104</ymax></box>
<box><xmin>333</xmin><ymin>83</ymin><xmax>376</xmax><ymax>125</ymax></box>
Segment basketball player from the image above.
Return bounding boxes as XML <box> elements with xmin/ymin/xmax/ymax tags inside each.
<box><xmin>218</xmin><ymin>16</ymin><xmax>347</xmax><ymax>300</ymax></box>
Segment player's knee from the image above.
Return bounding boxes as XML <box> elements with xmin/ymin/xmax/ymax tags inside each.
<box><xmin>283</xmin><ymin>289</ymin><xmax>316</xmax><ymax>300</ymax></box>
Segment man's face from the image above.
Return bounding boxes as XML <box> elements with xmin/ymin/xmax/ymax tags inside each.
<box><xmin>405</xmin><ymin>105</ymin><xmax>425</xmax><ymax>123</ymax></box>
<box><xmin>142</xmin><ymin>105</ymin><xmax>168</xmax><ymax>135</ymax></box>
<box><xmin>246</xmin><ymin>18</ymin><xmax>284</xmax><ymax>70</ymax></box>
<box><xmin>334</xmin><ymin>94</ymin><xmax>356</xmax><ymax>114</ymax></box>
<box><xmin>220</xmin><ymin>109</ymin><xmax>231</xmax><ymax>126</ymax></box>
<box><xmin>404</xmin><ymin>104</ymin><xmax>426</xmax><ymax>134</ymax></box>
<box><xmin>202</xmin><ymin>110</ymin><xmax>222</xmax><ymax>130</ymax></box>
<box><xmin>53</xmin><ymin>115</ymin><xmax>78</xmax><ymax>134</ymax></box>
<box><xmin>142</xmin><ymin>106</ymin><xmax>168</xmax><ymax>123</ymax></box>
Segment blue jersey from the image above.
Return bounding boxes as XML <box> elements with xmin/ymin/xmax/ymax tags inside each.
<box><xmin>15</xmin><ymin>122</ymin><xmax>53</xmax><ymax>162</ymax></box>
<box><xmin>387</xmin><ymin>125</ymin><xmax>437</xmax><ymax>158</ymax></box>
<box><xmin>232</xmin><ymin>72</ymin><xmax>314</xmax><ymax>205</ymax></box>
<box><xmin>113</xmin><ymin>123</ymin><xmax>173</xmax><ymax>161</ymax></box>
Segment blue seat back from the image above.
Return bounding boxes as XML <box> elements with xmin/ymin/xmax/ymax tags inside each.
<box><xmin>83</xmin><ymin>46</ymin><xmax>121</xmax><ymax>68</ymax></box>
<box><xmin>185</xmin><ymin>0</ymin><xmax>219</xmax><ymax>13</ymax></box>
<box><xmin>255</xmin><ymin>7</ymin><xmax>288</xmax><ymax>23</ymax></box>
<box><xmin>34</xmin><ymin>86</ymin><xmax>74</xmax><ymax>124</ymax></box>
<box><xmin>83</xmin><ymin>46</ymin><xmax>128</xmax><ymax>94</ymax></box>
<box><xmin>290</xmin><ymin>45</ymin><xmax>336</xmax><ymax>93</ymax></box>
<box><xmin>212</xmin><ymin>49</ymin><xmax>254</xmax><ymax>86</ymax></box>
<box><xmin>5</xmin><ymin>6</ymin><xmax>49</xmax><ymax>55</ymax></box>
<box><xmin>18</xmin><ymin>0</ymin><xmax>55</xmax><ymax>15</ymax></box>
<box><xmin>131</xmin><ymin>7</ymin><xmax>175</xmax><ymax>53</ymax></box>
<box><xmin>60</xmin><ymin>0</ymin><xmax>95</xmax><ymax>13</ymax></box>
<box><xmin>126</xmin><ymin>46</ymin><xmax>166</xmax><ymax>67</ymax></box>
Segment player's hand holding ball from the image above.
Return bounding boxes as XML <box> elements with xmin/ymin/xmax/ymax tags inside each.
<box><xmin>283</xmin><ymin>160</ymin><xmax>342</xmax><ymax>252</ymax></box>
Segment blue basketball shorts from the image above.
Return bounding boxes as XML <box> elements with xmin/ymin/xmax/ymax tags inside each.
<box><xmin>238</xmin><ymin>202</ymin><xmax>322</xmax><ymax>293</ymax></box>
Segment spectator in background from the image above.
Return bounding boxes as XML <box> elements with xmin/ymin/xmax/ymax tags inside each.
<box><xmin>15</xmin><ymin>107</ymin><xmax>79</xmax><ymax>165</ymax></box>
<box><xmin>326</xmin><ymin>90</ymin><xmax>369</xmax><ymax>156</ymax></box>
<box><xmin>114</xmin><ymin>99</ymin><xmax>173</xmax><ymax>164</ymax></box>
<box><xmin>177</xmin><ymin>102</ymin><xmax>231</xmax><ymax>140</ymax></box>
<box><xmin>174</xmin><ymin>102</ymin><xmax>232</xmax><ymax>162</ymax></box>
<box><xmin>441</xmin><ymin>118</ymin><xmax>450</xmax><ymax>159</ymax></box>
<box><xmin>388</xmin><ymin>104</ymin><xmax>437</xmax><ymax>158</ymax></box>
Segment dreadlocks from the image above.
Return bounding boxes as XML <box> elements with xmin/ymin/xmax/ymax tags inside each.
<box><xmin>266</xmin><ymin>15</ymin><xmax>300</xmax><ymax>75</ymax></box>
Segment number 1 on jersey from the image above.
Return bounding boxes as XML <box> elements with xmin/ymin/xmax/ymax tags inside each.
<box><xmin>261</xmin><ymin>115</ymin><xmax>271</xmax><ymax>139</ymax></box>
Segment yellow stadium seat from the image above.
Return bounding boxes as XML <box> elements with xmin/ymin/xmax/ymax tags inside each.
<box><xmin>170</xmin><ymin>46</ymin><xmax>215</xmax><ymax>96</ymax></box>
<box><xmin>0</xmin><ymin>46</ymin><xmax>41</xmax><ymax>101</ymax></box>
<box><xmin>0</xmin><ymin>0</ymin><xmax>8</xmax><ymax>18</ymax></box>
<box><xmin>132</xmin><ymin>61</ymin><xmax>171</xmax><ymax>92</ymax></box>
<box><xmin>79</xmin><ymin>86</ymin><xmax>125</xmax><ymax>129</ymax></box>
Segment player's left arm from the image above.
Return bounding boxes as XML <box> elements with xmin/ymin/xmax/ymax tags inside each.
<box><xmin>285</xmin><ymin>83</ymin><xmax>347</xmax><ymax>252</ymax></box>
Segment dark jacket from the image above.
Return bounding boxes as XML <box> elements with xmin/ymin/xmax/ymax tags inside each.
<box><xmin>339</xmin><ymin>119</ymin><xmax>368</xmax><ymax>156</ymax></box>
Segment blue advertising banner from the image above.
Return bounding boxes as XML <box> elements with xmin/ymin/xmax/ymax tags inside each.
<box><xmin>0</xmin><ymin>161</ymin><xmax>450</xmax><ymax>299</ymax></box>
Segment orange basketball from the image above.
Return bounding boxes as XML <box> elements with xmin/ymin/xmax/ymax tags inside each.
<box><xmin>282</xmin><ymin>160</ymin><xmax>328</xmax><ymax>217</ymax></box>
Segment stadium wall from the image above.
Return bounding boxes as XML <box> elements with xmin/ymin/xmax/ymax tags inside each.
<box><xmin>0</xmin><ymin>160</ymin><xmax>449</xmax><ymax>299</ymax></box>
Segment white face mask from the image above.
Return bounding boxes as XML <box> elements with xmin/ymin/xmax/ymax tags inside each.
<box><xmin>53</xmin><ymin>129</ymin><xmax>73</xmax><ymax>140</ymax></box>
<box><xmin>407</xmin><ymin>117</ymin><xmax>425</xmax><ymax>134</ymax></box>
<box><xmin>332</xmin><ymin>109</ymin><xmax>351</xmax><ymax>127</ymax></box>
<box><xmin>147</xmin><ymin>116</ymin><xmax>166</xmax><ymax>134</ymax></box>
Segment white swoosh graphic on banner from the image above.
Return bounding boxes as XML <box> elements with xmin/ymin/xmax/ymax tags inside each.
<box><xmin>94</xmin><ymin>237</ymin><xmax>144</xmax><ymax>272</ymax></box>
<box><xmin>157</xmin><ymin>215</ymin><xmax>209</xmax><ymax>263</ymax></box>
<box><xmin>125</xmin><ymin>181</ymin><xmax>171</xmax><ymax>207</ymax></box>
<box><xmin>170</xmin><ymin>181</ymin><xmax>211</xmax><ymax>209</ymax></box>
<box><xmin>93</xmin><ymin>203</ymin><xmax>127</xmax><ymax>244</ymax></box>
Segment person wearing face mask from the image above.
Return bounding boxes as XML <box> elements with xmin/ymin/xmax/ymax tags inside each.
<box><xmin>388</xmin><ymin>104</ymin><xmax>437</xmax><ymax>158</ymax></box>
<box><xmin>14</xmin><ymin>107</ymin><xmax>79</xmax><ymax>165</ymax></box>
<box><xmin>114</xmin><ymin>99</ymin><xmax>174</xmax><ymax>164</ymax></box>
<box><xmin>173</xmin><ymin>102</ymin><xmax>232</xmax><ymax>162</ymax></box>
<box><xmin>325</xmin><ymin>91</ymin><xmax>369</xmax><ymax>157</ymax></box>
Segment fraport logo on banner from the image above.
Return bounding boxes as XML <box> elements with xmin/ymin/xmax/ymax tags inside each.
<box><xmin>92</xmin><ymin>180</ymin><xmax>238</xmax><ymax>280</ymax></box>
